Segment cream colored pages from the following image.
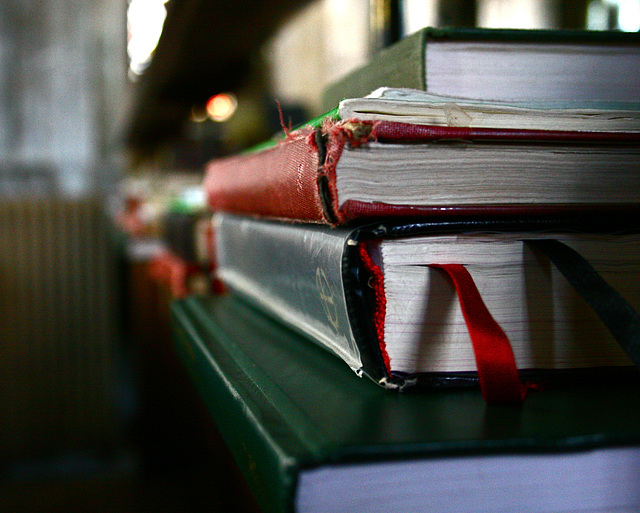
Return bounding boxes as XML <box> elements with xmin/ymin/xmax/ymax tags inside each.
<box><xmin>379</xmin><ymin>233</ymin><xmax>639</xmax><ymax>373</ymax></box>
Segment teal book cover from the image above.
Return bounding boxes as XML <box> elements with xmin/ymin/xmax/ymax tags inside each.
<box><xmin>321</xmin><ymin>26</ymin><xmax>640</xmax><ymax>111</ymax></box>
<box><xmin>172</xmin><ymin>294</ymin><xmax>640</xmax><ymax>513</ymax></box>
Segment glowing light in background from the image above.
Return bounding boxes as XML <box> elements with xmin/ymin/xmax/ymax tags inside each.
<box><xmin>127</xmin><ymin>0</ymin><xmax>169</xmax><ymax>77</ymax></box>
<box><xmin>402</xmin><ymin>0</ymin><xmax>438</xmax><ymax>35</ymax></box>
<box><xmin>611</xmin><ymin>0</ymin><xmax>640</xmax><ymax>31</ymax></box>
<box><xmin>205</xmin><ymin>93</ymin><xmax>238</xmax><ymax>122</ymax></box>
<box><xmin>588</xmin><ymin>0</ymin><xmax>640</xmax><ymax>31</ymax></box>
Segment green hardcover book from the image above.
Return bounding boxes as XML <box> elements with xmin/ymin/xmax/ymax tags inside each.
<box><xmin>321</xmin><ymin>27</ymin><xmax>640</xmax><ymax>112</ymax></box>
<box><xmin>172</xmin><ymin>294</ymin><xmax>640</xmax><ymax>513</ymax></box>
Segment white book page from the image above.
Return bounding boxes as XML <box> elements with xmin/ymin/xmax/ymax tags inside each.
<box><xmin>378</xmin><ymin>233</ymin><xmax>640</xmax><ymax>373</ymax></box>
<box><xmin>296</xmin><ymin>446</ymin><xmax>640</xmax><ymax>513</ymax></box>
<box><xmin>425</xmin><ymin>43</ymin><xmax>640</xmax><ymax>102</ymax></box>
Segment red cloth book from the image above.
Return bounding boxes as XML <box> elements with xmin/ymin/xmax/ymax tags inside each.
<box><xmin>203</xmin><ymin>119</ymin><xmax>640</xmax><ymax>226</ymax></box>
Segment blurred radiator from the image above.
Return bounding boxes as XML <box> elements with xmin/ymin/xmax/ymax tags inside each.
<box><xmin>0</xmin><ymin>199</ymin><xmax>121</xmax><ymax>464</ymax></box>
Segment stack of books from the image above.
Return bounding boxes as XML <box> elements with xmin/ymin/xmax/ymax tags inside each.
<box><xmin>173</xmin><ymin>27</ymin><xmax>640</xmax><ymax>513</ymax></box>
<box><xmin>149</xmin><ymin>208</ymin><xmax>216</xmax><ymax>298</ymax></box>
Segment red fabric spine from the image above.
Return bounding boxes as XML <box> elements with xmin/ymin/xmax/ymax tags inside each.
<box><xmin>203</xmin><ymin>119</ymin><xmax>640</xmax><ymax>226</ymax></box>
<box><xmin>430</xmin><ymin>263</ymin><xmax>534</xmax><ymax>404</ymax></box>
<box><xmin>203</xmin><ymin>129</ymin><xmax>327</xmax><ymax>223</ymax></box>
<box><xmin>357</xmin><ymin>242</ymin><xmax>392</xmax><ymax>376</ymax></box>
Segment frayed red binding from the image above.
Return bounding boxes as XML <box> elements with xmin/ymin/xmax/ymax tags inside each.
<box><xmin>275</xmin><ymin>100</ymin><xmax>294</xmax><ymax>140</ymax></box>
<box><xmin>358</xmin><ymin>242</ymin><xmax>392</xmax><ymax>377</ymax></box>
<box><xmin>321</xmin><ymin>118</ymin><xmax>381</xmax><ymax>148</ymax></box>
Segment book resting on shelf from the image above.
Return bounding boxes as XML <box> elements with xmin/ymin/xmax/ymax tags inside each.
<box><xmin>200</xmin><ymin>25</ymin><xmax>640</xmax><ymax>402</ymax></box>
<box><xmin>205</xmin><ymin>27</ymin><xmax>640</xmax><ymax>227</ymax></box>
<box><xmin>321</xmin><ymin>26</ymin><xmax>640</xmax><ymax>111</ymax></box>
<box><xmin>172</xmin><ymin>294</ymin><xmax>640</xmax><ymax>513</ymax></box>
<box><xmin>338</xmin><ymin>87</ymin><xmax>640</xmax><ymax>132</ymax></box>
<box><xmin>212</xmin><ymin>213</ymin><xmax>640</xmax><ymax>402</ymax></box>
<box><xmin>176</xmin><ymin>28</ymin><xmax>640</xmax><ymax>509</ymax></box>
<box><xmin>203</xmin><ymin>118</ymin><xmax>640</xmax><ymax>227</ymax></box>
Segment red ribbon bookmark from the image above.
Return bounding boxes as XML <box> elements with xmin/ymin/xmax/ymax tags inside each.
<box><xmin>430</xmin><ymin>264</ymin><xmax>534</xmax><ymax>404</ymax></box>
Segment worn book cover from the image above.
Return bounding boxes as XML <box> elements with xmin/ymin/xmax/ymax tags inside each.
<box><xmin>212</xmin><ymin>213</ymin><xmax>640</xmax><ymax>399</ymax></box>
<box><xmin>203</xmin><ymin>119</ymin><xmax>640</xmax><ymax>226</ymax></box>
<box><xmin>321</xmin><ymin>26</ymin><xmax>640</xmax><ymax>111</ymax></box>
<box><xmin>172</xmin><ymin>293</ymin><xmax>640</xmax><ymax>513</ymax></box>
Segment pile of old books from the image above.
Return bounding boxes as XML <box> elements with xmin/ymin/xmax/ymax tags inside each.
<box><xmin>174</xmin><ymin>27</ymin><xmax>640</xmax><ymax>513</ymax></box>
